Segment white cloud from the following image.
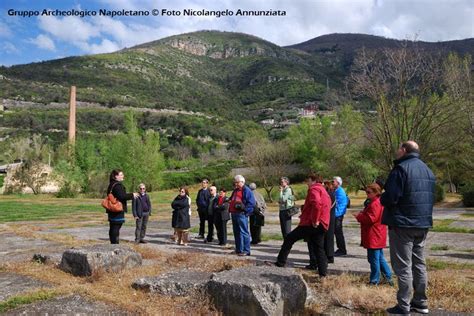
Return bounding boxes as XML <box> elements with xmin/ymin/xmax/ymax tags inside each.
<box><xmin>38</xmin><ymin>15</ymin><xmax>100</xmax><ymax>42</ymax></box>
<box><xmin>2</xmin><ymin>42</ymin><xmax>19</xmax><ymax>54</ymax></box>
<box><xmin>27</xmin><ymin>34</ymin><xmax>56</xmax><ymax>51</ymax></box>
<box><xmin>0</xmin><ymin>22</ymin><xmax>12</xmax><ymax>38</ymax></box>
<box><xmin>77</xmin><ymin>38</ymin><xmax>121</xmax><ymax>54</ymax></box>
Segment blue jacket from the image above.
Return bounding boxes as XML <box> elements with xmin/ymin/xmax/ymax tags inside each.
<box><xmin>381</xmin><ymin>153</ymin><xmax>436</xmax><ymax>228</ymax></box>
<box><xmin>229</xmin><ymin>185</ymin><xmax>256</xmax><ymax>216</ymax></box>
<box><xmin>196</xmin><ymin>188</ymin><xmax>211</xmax><ymax>211</ymax></box>
<box><xmin>334</xmin><ymin>186</ymin><xmax>348</xmax><ymax>218</ymax></box>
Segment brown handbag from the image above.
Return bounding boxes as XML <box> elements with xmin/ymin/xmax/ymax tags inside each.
<box><xmin>101</xmin><ymin>183</ymin><xmax>123</xmax><ymax>212</ymax></box>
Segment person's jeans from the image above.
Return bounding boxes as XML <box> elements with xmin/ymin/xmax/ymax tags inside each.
<box><xmin>109</xmin><ymin>222</ymin><xmax>123</xmax><ymax>244</ymax></box>
<box><xmin>197</xmin><ymin>209</ymin><xmax>207</xmax><ymax>237</ymax></box>
<box><xmin>135</xmin><ymin>214</ymin><xmax>149</xmax><ymax>242</ymax></box>
<box><xmin>367</xmin><ymin>248</ymin><xmax>392</xmax><ymax>284</ymax></box>
<box><xmin>231</xmin><ymin>213</ymin><xmax>251</xmax><ymax>254</ymax></box>
<box><xmin>279</xmin><ymin>211</ymin><xmax>292</xmax><ymax>239</ymax></box>
<box><xmin>278</xmin><ymin>225</ymin><xmax>327</xmax><ymax>276</ymax></box>
<box><xmin>335</xmin><ymin>215</ymin><xmax>346</xmax><ymax>253</ymax></box>
<box><xmin>389</xmin><ymin>227</ymin><xmax>429</xmax><ymax>313</ymax></box>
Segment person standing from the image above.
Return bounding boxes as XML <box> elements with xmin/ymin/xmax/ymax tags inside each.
<box><xmin>249</xmin><ymin>183</ymin><xmax>267</xmax><ymax>245</ymax></box>
<box><xmin>229</xmin><ymin>175</ymin><xmax>255</xmax><ymax>256</ymax></box>
<box><xmin>278</xmin><ymin>177</ymin><xmax>295</xmax><ymax>239</ymax></box>
<box><xmin>381</xmin><ymin>141</ymin><xmax>435</xmax><ymax>315</ymax></box>
<box><xmin>172</xmin><ymin>186</ymin><xmax>191</xmax><ymax>246</ymax></box>
<box><xmin>132</xmin><ymin>183</ymin><xmax>152</xmax><ymax>244</ymax></box>
<box><xmin>106</xmin><ymin>169</ymin><xmax>138</xmax><ymax>244</ymax></box>
<box><xmin>354</xmin><ymin>183</ymin><xmax>393</xmax><ymax>285</ymax></box>
<box><xmin>333</xmin><ymin>176</ymin><xmax>348</xmax><ymax>256</ymax></box>
<box><xmin>273</xmin><ymin>172</ymin><xmax>331</xmax><ymax>277</ymax></box>
<box><xmin>213</xmin><ymin>188</ymin><xmax>230</xmax><ymax>247</ymax></box>
<box><xmin>307</xmin><ymin>180</ymin><xmax>336</xmax><ymax>269</ymax></box>
<box><xmin>196</xmin><ymin>179</ymin><xmax>211</xmax><ymax>239</ymax></box>
<box><xmin>205</xmin><ymin>186</ymin><xmax>218</xmax><ymax>243</ymax></box>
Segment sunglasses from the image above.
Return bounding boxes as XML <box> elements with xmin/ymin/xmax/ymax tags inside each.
<box><xmin>139</xmin><ymin>187</ymin><xmax>146</xmax><ymax>190</ymax></box>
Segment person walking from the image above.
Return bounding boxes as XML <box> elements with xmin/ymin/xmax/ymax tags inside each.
<box><xmin>106</xmin><ymin>169</ymin><xmax>138</xmax><ymax>244</ymax></box>
<box><xmin>213</xmin><ymin>188</ymin><xmax>230</xmax><ymax>247</ymax></box>
<box><xmin>278</xmin><ymin>177</ymin><xmax>295</xmax><ymax>239</ymax></box>
<box><xmin>381</xmin><ymin>141</ymin><xmax>435</xmax><ymax>315</ymax></box>
<box><xmin>333</xmin><ymin>176</ymin><xmax>348</xmax><ymax>256</ymax></box>
<box><xmin>354</xmin><ymin>183</ymin><xmax>393</xmax><ymax>286</ymax></box>
<box><xmin>132</xmin><ymin>183</ymin><xmax>152</xmax><ymax>244</ymax></box>
<box><xmin>172</xmin><ymin>186</ymin><xmax>191</xmax><ymax>246</ymax></box>
<box><xmin>273</xmin><ymin>172</ymin><xmax>331</xmax><ymax>277</ymax></box>
<box><xmin>229</xmin><ymin>175</ymin><xmax>255</xmax><ymax>256</ymax></box>
<box><xmin>196</xmin><ymin>179</ymin><xmax>211</xmax><ymax>239</ymax></box>
<box><xmin>249</xmin><ymin>183</ymin><xmax>267</xmax><ymax>245</ymax></box>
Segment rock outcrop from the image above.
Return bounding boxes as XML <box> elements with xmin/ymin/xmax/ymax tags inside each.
<box><xmin>59</xmin><ymin>244</ymin><xmax>142</xmax><ymax>276</ymax></box>
<box><xmin>133</xmin><ymin>265</ymin><xmax>309</xmax><ymax>315</ymax></box>
<box><xmin>132</xmin><ymin>270</ymin><xmax>212</xmax><ymax>296</ymax></box>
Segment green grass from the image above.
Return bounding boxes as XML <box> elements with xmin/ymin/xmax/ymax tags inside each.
<box><xmin>0</xmin><ymin>175</ymin><xmax>4</xmax><ymax>188</ymax></box>
<box><xmin>260</xmin><ymin>233</ymin><xmax>284</xmax><ymax>241</ymax></box>
<box><xmin>0</xmin><ymin>290</ymin><xmax>58</xmax><ymax>313</ymax></box>
<box><xmin>427</xmin><ymin>259</ymin><xmax>474</xmax><ymax>271</ymax></box>
<box><xmin>461</xmin><ymin>212</ymin><xmax>474</xmax><ymax>218</ymax></box>
<box><xmin>0</xmin><ymin>197</ymin><xmax>101</xmax><ymax>222</ymax></box>
<box><xmin>430</xmin><ymin>244</ymin><xmax>450</xmax><ymax>251</ymax></box>
<box><xmin>432</xmin><ymin>219</ymin><xmax>474</xmax><ymax>234</ymax></box>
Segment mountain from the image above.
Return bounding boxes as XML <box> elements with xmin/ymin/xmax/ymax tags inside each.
<box><xmin>0</xmin><ymin>31</ymin><xmax>472</xmax><ymax>120</ymax></box>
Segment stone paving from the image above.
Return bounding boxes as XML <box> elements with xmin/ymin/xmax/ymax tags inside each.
<box><xmin>0</xmin><ymin>206</ymin><xmax>472</xmax><ymax>314</ymax></box>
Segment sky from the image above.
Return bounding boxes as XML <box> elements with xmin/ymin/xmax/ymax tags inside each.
<box><xmin>0</xmin><ymin>0</ymin><xmax>473</xmax><ymax>66</ymax></box>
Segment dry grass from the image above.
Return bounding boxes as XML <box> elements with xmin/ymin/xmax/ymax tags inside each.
<box><xmin>304</xmin><ymin>268</ymin><xmax>474</xmax><ymax>314</ymax></box>
<box><xmin>2</xmin><ymin>246</ymin><xmax>251</xmax><ymax>314</ymax></box>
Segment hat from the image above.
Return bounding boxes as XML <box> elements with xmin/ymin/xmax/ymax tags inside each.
<box><xmin>333</xmin><ymin>176</ymin><xmax>342</xmax><ymax>186</ymax></box>
<box><xmin>249</xmin><ymin>183</ymin><xmax>257</xmax><ymax>190</ymax></box>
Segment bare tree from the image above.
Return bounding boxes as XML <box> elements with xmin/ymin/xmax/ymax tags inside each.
<box><xmin>242</xmin><ymin>135</ymin><xmax>292</xmax><ymax>201</ymax></box>
<box><xmin>349</xmin><ymin>43</ymin><xmax>472</xmax><ymax>171</ymax></box>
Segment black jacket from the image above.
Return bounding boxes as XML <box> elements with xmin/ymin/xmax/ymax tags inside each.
<box><xmin>106</xmin><ymin>180</ymin><xmax>133</xmax><ymax>222</ymax></box>
<box><xmin>172</xmin><ymin>195</ymin><xmax>191</xmax><ymax>229</ymax></box>
<box><xmin>213</xmin><ymin>196</ymin><xmax>230</xmax><ymax>221</ymax></box>
<box><xmin>132</xmin><ymin>193</ymin><xmax>152</xmax><ymax>218</ymax></box>
<box><xmin>381</xmin><ymin>153</ymin><xmax>436</xmax><ymax>228</ymax></box>
<box><xmin>196</xmin><ymin>188</ymin><xmax>211</xmax><ymax>211</ymax></box>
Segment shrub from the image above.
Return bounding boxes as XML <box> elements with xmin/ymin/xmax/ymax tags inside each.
<box><xmin>56</xmin><ymin>181</ymin><xmax>78</xmax><ymax>198</ymax></box>
<box><xmin>460</xmin><ymin>182</ymin><xmax>474</xmax><ymax>207</ymax></box>
<box><xmin>435</xmin><ymin>183</ymin><xmax>445</xmax><ymax>203</ymax></box>
<box><xmin>161</xmin><ymin>163</ymin><xmax>234</xmax><ymax>189</ymax></box>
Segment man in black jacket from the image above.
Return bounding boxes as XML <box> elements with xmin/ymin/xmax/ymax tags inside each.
<box><xmin>381</xmin><ymin>141</ymin><xmax>435</xmax><ymax>315</ymax></box>
<box><xmin>196</xmin><ymin>179</ymin><xmax>211</xmax><ymax>239</ymax></box>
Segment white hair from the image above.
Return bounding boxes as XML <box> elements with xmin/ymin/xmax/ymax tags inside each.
<box><xmin>234</xmin><ymin>174</ymin><xmax>245</xmax><ymax>184</ymax></box>
<box><xmin>138</xmin><ymin>183</ymin><xmax>146</xmax><ymax>189</ymax></box>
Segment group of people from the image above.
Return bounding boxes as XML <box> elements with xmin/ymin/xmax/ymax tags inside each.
<box><xmin>104</xmin><ymin>140</ymin><xmax>435</xmax><ymax>315</ymax></box>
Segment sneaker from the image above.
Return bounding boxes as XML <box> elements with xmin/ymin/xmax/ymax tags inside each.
<box><xmin>410</xmin><ymin>303</ymin><xmax>428</xmax><ymax>314</ymax></box>
<box><xmin>334</xmin><ymin>249</ymin><xmax>347</xmax><ymax>257</ymax></box>
<box><xmin>386</xmin><ymin>305</ymin><xmax>410</xmax><ymax>315</ymax></box>
<box><xmin>195</xmin><ymin>235</ymin><xmax>204</xmax><ymax>239</ymax></box>
<box><xmin>237</xmin><ymin>252</ymin><xmax>250</xmax><ymax>257</ymax></box>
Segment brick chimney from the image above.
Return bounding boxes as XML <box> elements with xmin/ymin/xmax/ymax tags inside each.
<box><xmin>68</xmin><ymin>86</ymin><xmax>76</xmax><ymax>144</ymax></box>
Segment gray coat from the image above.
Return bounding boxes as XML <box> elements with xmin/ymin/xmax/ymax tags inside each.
<box><xmin>132</xmin><ymin>193</ymin><xmax>152</xmax><ymax>218</ymax></box>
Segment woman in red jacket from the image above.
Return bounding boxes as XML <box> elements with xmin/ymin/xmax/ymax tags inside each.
<box><xmin>354</xmin><ymin>183</ymin><xmax>393</xmax><ymax>285</ymax></box>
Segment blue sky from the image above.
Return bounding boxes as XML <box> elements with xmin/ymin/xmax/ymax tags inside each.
<box><xmin>1</xmin><ymin>0</ymin><xmax>473</xmax><ymax>66</ymax></box>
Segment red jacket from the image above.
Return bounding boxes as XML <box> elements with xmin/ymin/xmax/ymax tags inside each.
<box><xmin>355</xmin><ymin>197</ymin><xmax>387</xmax><ymax>249</ymax></box>
<box><xmin>299</xmin><ymin>183</ymin><xmax>331</xmax><ymax>230</ymax></box>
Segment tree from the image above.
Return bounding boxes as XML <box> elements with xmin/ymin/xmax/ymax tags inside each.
<box><xmin>349</xmin><ymin>45</ymin><xmax>472</xmax><ymax>172</ymax></box>
<box><xmin>7</xmin><ymin>135</ymin><xmax>51</xmax><ymax>194</ymax></box>
<box><xmin>242</xmin><ymin>132</ymin><xmax>292</xmax><ymax>201</ymax></box>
